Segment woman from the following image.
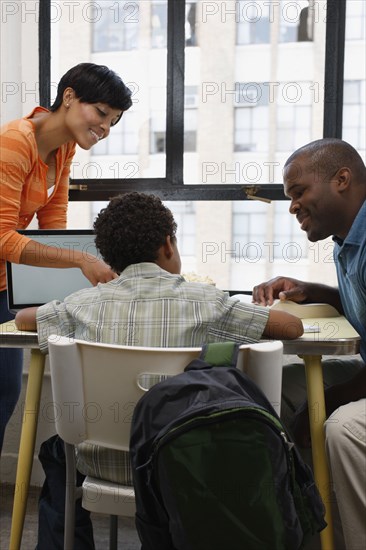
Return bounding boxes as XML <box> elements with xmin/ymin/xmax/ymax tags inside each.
<box><xmin>0</xmin><ymin>62</ymin><xmax>132</xmax><ymax>452</ymax></box>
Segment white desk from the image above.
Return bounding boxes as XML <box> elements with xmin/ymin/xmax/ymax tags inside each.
<box><xmin>0</xmin><ymin>317</ymin><xmax>360</xmax><ymax>550</ymax></box>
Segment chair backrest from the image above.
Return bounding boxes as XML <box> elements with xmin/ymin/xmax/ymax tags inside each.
<box><xmin>47</xmin><ymin>336</ymin><xmax>283</xmax><ymax>451</ymax></box>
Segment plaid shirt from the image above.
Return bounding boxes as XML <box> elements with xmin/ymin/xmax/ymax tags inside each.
<box><xmin>36</xmin><ymin>262</ymin><xmax>269</xmax><ymax>484</ymax></box>
<box><xmin>37</xmin><ymin>263</ymin><xmax>269</xmax><ymax>353</ymax></box>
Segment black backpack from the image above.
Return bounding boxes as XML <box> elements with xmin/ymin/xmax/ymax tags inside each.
<box><xmin>130</xmin><ymin>342</ymin><xmax>326</xmax><ymax>550</ymax></box>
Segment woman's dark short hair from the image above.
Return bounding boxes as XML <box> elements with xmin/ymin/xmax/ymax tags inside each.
<box><xmin>94</xmin><ymin>193</ymin><xmax>178</xmax><ymax>274</ymax></box>
<box><xmin>50</xmin><ymin>63</ymin><xmax>132</xmax><ymax>124</ymax></box>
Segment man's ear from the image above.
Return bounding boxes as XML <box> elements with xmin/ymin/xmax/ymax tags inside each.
<box><xmin>155</xmin><ymin>236</ymin><xmax>174</xmax><ymax>270</ymax></box>
<box><xmin>162</xmin><ymin>235</ymin><xmax>174</xmax><ymax>259</ymax></box>
<box><xmin>333</xmin><ymin>167</ymin><xmax>352</xmax><ymax>193</ymax></box>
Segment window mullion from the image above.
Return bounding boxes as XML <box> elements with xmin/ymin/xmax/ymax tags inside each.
<box><xmin>323</xmin><ymin>0</ymin><xmax>346</xmax><ymax>138</ymax></box>
<box><xmin>39</xmin><ymin>0</ymin><xmax>51</xmax><ymax>108</ymax></box>
<box><xmin>166</xmin><ymin>0</ymin><xmax>185</xmax><ymax>185</ymax></box>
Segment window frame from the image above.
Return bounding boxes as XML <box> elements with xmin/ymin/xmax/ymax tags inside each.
<box><xmin>39</xmin><ymin>0</ymin><xmax>346</xmax><ymax>202</ymax></box>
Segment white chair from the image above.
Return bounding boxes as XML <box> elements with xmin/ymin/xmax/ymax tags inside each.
<box><xmin>47</xmin><ymin>335</ymin><xmax>283</xmax><ymax>550</ymax></box>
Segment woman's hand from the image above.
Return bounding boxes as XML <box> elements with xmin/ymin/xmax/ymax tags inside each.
<box><xmin>20</xmin><ymin>242</ymin><xmax>118</xmax><ymax>286</ymax></box>
<box><xmin>80</xmin><ymin>254</ymin><xmax>118</xmax><ymax>285</ymax></box>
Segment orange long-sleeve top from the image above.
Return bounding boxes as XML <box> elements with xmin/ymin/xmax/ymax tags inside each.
<box><xmin>0</xmin><ymin>107</ymin><xmax>76</xmax><ymax>291</ymax></box>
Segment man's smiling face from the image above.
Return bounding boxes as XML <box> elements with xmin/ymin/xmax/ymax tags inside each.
<box><xmin>283</xmin><ymin>155</ymin><xmax>343</xmax><ymax>242</ymax></box>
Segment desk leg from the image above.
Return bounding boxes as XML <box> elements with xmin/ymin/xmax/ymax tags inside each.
<box><xmin>9</xmin><ymin>349</ymin><xmax>45</xmax><ymax>550</ymax></box>
<box><xmin>302</xmin><ymin>355</ymin><xmax>334</xmax><ymax>550</ymax></box>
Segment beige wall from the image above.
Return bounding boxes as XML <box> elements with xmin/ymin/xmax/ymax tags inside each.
<box><xmin>0</xmin><ymin>2</ymin><xmax>55</xmax><ymax>485</ymax></box>
<box><xmin>0</xmin><ymin>0</ymin><xmax>38</xmax><ymax>125</ymax></box>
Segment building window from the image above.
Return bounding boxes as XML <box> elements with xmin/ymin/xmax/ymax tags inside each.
<box><xmin>234</xmin><ymin>82</ymin><xmax>269</xmax><ymax>152</ymax></box>
<box><xmin>232</xmin><ymin>201</ymin><xmax>307</xmax><ymax>261</ymax></box>
<box><xmin>151</xmin><ymin>1</ymin><xmax>167</xmax><ymax>48</ymax></box>
<box><xmin>273</xmin><ymin>202</ymin><xmax>308</xmax><ymax>259</ymax></box>
<box><xmin>232</xmin><ymin>201</ymin><xmax>268</xmax><ymax>260</ymax></box>
<box><xmin>92</xmin><ymin>0</ymin><xmax>139</xmax><ymax>52</ymax></box>
<box><xmin>184</xmin><ymin>86</ymin><xmax>198</xmax><ymax>152</ymax></box>
<box><xmin>152</xmin><ymin>1</ymin><xmax>197</xmax><ymax>49</ymax></box>
<box><xmin>185</xmin><ymin>2</ymin><xmax>197</xmax><ymax>46</ymax></box>
<box><xmin>236</xmin><ymin>1</ymin><xmax>270</xmax><ymax>45</ymax></box>
<box><xmin>166</xmin><ymin>201</ymin><xmax>196</xmax><ymax>256</ymax></box>
<box><xmin>345</xmin><ymin>0</ymin><xmax>366</xmax><ymax>40</ymax></box>
<box><xmin>92</xmin><ymin>111</ymin><xmax>139</xmax><ymax>156</ymax></box>
<box><xmin>44</xmin><ymin>0</ymin><xmax>357</xmax><ymax>193</ymax></box>
<box><xmin>343</xmin><ymin>80</ymin><xmax>366</xmax><ymax>150</ymax></box>
<box><xmin>276</xmin><ymin>81</ymin><xmax>312</xmax><ymax>152</ymax></box>
<box><xmin>279</xmin><ymin>0</ymin><xmax>313</xmax><ymax>43</ymax></box>
<box><xmin>276</xmin><ymin>105</ymin><xmax>312</xmax><ymax>151</ymax></box>
<box><xmin>150</xmin><ymin>86</ymin><xmax>198</xmax><ymax>154</ymax></box>
<box><xmin>150</xmin><ymin>114</ymin><xmax>166</xmax><ymax>154</ymax></box>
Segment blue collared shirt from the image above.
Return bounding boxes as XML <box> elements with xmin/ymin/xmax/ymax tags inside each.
<box><xmin>333</xmin><ymin>200</ymin><xmax>366</xmax><ymax>361</ymax></box>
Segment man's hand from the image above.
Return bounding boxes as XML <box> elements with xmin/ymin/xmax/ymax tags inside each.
<box><xmin>252</xmin><ymin>276</ymin><xmax>310</xmax><ymax>306</ymax></box>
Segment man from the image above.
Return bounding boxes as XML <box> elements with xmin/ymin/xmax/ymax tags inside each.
<box><xmin>252</xmin><ymin>138</ymin><xmax>366</xmax><ymax>550</ymax></box>
<box><xmin>16</xmin><ymin>192</ymin><xmax>302</xmax><ymax>549</ymax></box>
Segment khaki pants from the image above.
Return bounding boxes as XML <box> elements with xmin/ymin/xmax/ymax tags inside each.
<box><xmin>325</xmin><ymin>399</ymin><xmax>366</xmax><ymax>550</ymax></box>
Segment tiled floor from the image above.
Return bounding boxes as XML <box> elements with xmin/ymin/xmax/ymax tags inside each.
<box><xmin>0</xmin><ymin>484</ymin><xmax>140</xmax><ymax>550</ymax></box>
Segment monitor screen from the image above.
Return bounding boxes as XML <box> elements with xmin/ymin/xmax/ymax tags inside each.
<box><xmin>6</xmin><ymin>230</ymin><xmax>99</xmax><ymax>311</ymax></box>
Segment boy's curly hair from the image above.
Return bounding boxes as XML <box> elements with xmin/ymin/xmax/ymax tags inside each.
<box><xmin>94</xmin><ymin>192</ymin><xmax>177</xmax><ymax>274</ymax></box>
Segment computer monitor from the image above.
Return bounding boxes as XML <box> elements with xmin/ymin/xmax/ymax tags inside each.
<box><xmin>6</xmin><ymin>229</ymin><xmax>98</xmax><ymax>312</ymax></box>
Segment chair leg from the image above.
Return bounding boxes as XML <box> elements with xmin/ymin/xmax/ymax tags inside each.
<box><xmin>109</xmin><ymin>515</ymin><xmax>118</xmax><ymax>550</ymax></box>
<box><xmin>64</xmin><ymin>442</ymin><xmax>80</xmax><ymax>550</ymax></box>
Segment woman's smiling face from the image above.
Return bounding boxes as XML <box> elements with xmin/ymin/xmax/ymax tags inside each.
<box><xmin>64</xmin><ymin>93</ymin><xmax>122</xmax><ymax>150</ymax></box>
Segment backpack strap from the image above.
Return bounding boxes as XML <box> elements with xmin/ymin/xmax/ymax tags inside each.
<box><xmin>185</xmin><ymin>342</ymin><xmax>240</xmax><ymax>372</ymax></box>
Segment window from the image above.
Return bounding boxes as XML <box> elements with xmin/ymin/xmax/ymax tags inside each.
<box><xmin>148</xmin><ymin>86</ymin><xmax>167</xmax><ymax>155</ymax></box>
<box><xmin>273</xmin><ymin>202</ymin><xmax>308</xmax><ymax>260</ymax></box>
<box><xmin>343</xmin><ymin>3</ymin><xmax>366</xmax><ymax>158</ymax></box>
<box><xmin>36</xmin><ymin>0</ymin><xmax>359</xmax><ymax>287</ymax></box>
<box><xmin>343</xmin><ymin>81</ymin><xmax>366</xmax><ymax>150</ymax></box>
<box><xmin>47</xmin><ymin>0</ymin><xmax>331</xmax><ymax>190</ymax></box>
<box><xmin>42</xmin><ymin>0</ymin><xmax>362</xmax><ymax>193</ymax></box>
<box><xmin>184</xmin><ymin>85</ymin><xmax>198</xmax><ymax>152</ymax></box>
<box><xmin>276</xmin><ymin>82</ymin><xmax>313</xmax><ymax>152</ymax></box>
<box><xmin>166</xmin><ymin>201</ymin><xmax>196</xmax><ymax>256</ymax></box>
<box><xmin>151</xmin><ymin>1</ymin><xmax>167</xmax><ymax>48</ymax></box>
<box><xmin>185</xmin><ymin>2</ymin><xmax>198</xmax><ymax>46</ymax></box>
<box><xmin>345</xmin><ymin>0</ymin><xmax>366</xmax><ymax>40</ymax></box>
<box><xmin>279</xmin><ymin>0</ymin><xmax>314</xmax><ymax>43</ymax></box>
<box><xmin>237</xmin><ymin>1</ymin><xmax>270</xmax><ymax>45</ymax></box>
<box><xmin>92</xmin><ymin>1</ymin><xmax>139</xmax><ymax>52</ymax></box>
<box><xmin>92</xmin><ymin>111</ymin><xmax>139</xmax><ymax>156</ymax></box>
<box><xmin>232</xmin><ymin>201</ymin><xmax>268</xmax><ymax>260</ymax></box>
<box><xmin>152</xmin><ymin>1</ymin><xmax>198</xmax><ymax>48</ymax></box>
<box><xmin>232</xmin><ymin>201</ymin><xmax>308</xmax><ymax>263</ymax></box>
<box><xmin>234</xmin><ymin>82</ymin><xmax>270</xmax><ymax>152</ymax></box>
<box><xmin>51</xmin><ymin>1</ymin><xmax>167</xmax><ymax>179</ymax></box>
<box><xmin>277</xmin><ymin>105</ymin><xmax>312</xmax><ymax>152</ymax></box>
<box><xmin>149</xmin><ymin>86</ymin><xmax>198</xmax><ymax>154</ymax></box>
